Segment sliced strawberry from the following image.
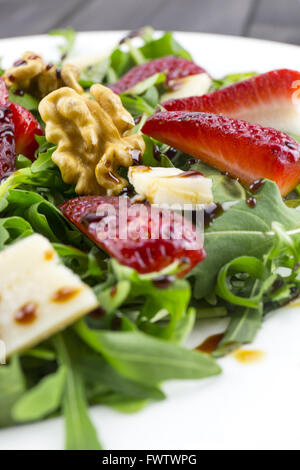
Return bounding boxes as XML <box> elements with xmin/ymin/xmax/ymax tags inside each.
<box><xmin>0</xmin><ymin>106</ymin><xmax>16</xmax><ymax>180</ymax></box>
<box><xmin>162</xmin><ymin>69</ymin><xmax>300</xmax><ymax>136</ymax></box>
<box><xmin>61</xmin><ymin>195</ymin><xmax>205</xmax><ymax>276</ymax></box>
<box><xmin>9</xmin><ymin>102</ymin><xmax>43</xmax><ymax>161</ymax></box>
<box><xmin>0</xmin><ymin>78</ymin><xmax>9</xmax><ymax>106</ymax></box>
<box><xmin>0</xmin><ymin>78</ymin><xmax>42</xmax><ymax>161</ymax></box>
<box><xmin>109</xmin><ymin>56</ymin><xmax>207</xmax><ymax>94</ymax></box>
<box><xmin>142</xmin><ymin>111</ymin><xmax>300</xmax><ymax>196</ymax></box>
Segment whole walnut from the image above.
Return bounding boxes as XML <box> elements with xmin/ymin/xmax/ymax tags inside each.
<box><xmin>39</xmin><ymin>84</ymin><xmax>145</xmax><ymax>195</ymax></box>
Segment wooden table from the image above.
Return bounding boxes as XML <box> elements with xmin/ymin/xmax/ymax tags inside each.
<box><xmin>1</xmin><ymin>0</ymin><xmax>300</xmax><ymax>45</ymax></box>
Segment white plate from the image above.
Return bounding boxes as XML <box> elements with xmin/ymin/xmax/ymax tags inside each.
<box><xmin>0</xmin><ymin>31</ymin><xmax>300</xmax><ymax>451</ymax></box>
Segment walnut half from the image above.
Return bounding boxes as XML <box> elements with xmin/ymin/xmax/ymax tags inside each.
<box><xmin>3</xmin><ymin>51</ymin><xmax>84</xmax><ymax>98</ymax></box>
<box><xmin>38</xmin><ymin>84</ymin><xmax>145</xmax><ymax>195</ymax></box>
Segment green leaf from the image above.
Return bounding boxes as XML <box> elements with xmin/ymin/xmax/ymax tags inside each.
<box><xmin>8</xmin><ymin>89</ymin><xmax>39</xmax><ymax>111</ymax></box>
<box><xmin>191</xmin><ymin>181</ymin><xmax>300</xmax><ymax>299</ymax></box>
<box><xmin>12</xmin><ymin>366</ymin><xmax>67</xmax><ymax>422</ymax></box>
<box><xmin>140</xmin><ymin>32</ymin><xmax>193</xmax><ymax>60</ymax></box>
<box><xmin>0</xmin><ymin>356</ymin><xmax>26</xmax><ymax>427</ymax></box>
<box><xmin>78</xmin><ymin>355</ymin><xmax>165</xmax><ymax>401</ymax></box>
<box><xmin>75</xmin><ymin>322</ymin><xmax>221</xmax><ymax>386</ymax></box>
<box><xmin>125</xmin><ymin>72</ymin><xmax>166</xmax><ymax>95</ymax></box>
<box><xmin>191</xmin><ymin>160</ymin><xmax>245</xmax><ymax>203</ymax></box>
<box><xmin>120</xmin><ymin>94</ymin><xmax>155</xmax><ymax>117</ymax></box>
<box><xmin>212</xmin><ymin>72</ymin><xmax>257</xmax><ymax>91</ymax></box>
<box><xmin>216</xmin><ymin>256</ymin><xmax>266</xmax><ymax>308</ymax></box>
<box><xmin>53</xmin><ymin>333</ymin><xmax>102</xmax><ymax>450</ymax></box>
<box><xmin>112</xmin><ymin>260</ymin><xmax>192</xmax><ymax>341</ymax></box>
<box><xmin>214</xmin><ymin>307</ymin><xmax>262</xmax><ymax>357</ymax></box>
<box><xmin>95</xmin><ymin>280</ymin><xmax>131</xmax><ymax>314</ymax></box>
<box><xmin>0</xmin><ymin>216</ymin><xmax>33</xmax><ymax>249</ymax></box>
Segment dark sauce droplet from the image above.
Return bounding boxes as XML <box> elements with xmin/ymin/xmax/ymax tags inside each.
<box><xmin>165</xmin><ymin>147</ymin><xmax>177</xmax><ymax>159</ymax></box>
<box><xmin>13</xmin><ymin>60</ymin><xmax>27</xmax><ymax>67</ymax></box>
<box><xmin>196</xmin><ymin>333</ymin><xmax>224</xmax><ymax>354</ymax></box>
<box><xmin>82</xmin><ymin>213</ymin><xmax>102</xmax><ymax>225</ymax></box>
<box><xmin>89</xmin><ymin>306</ymin><xmax>106</xmax><ymax>319</ymax></box>
<box><xmin>130</xmin><ymin>149</ymin><xmax>141</xmax><ymax>165</ymax></box>
<box><xmin>204</xmin><ymin>203</ymin><xmax>224</xmax><ymax>228</ymax></box>
<box><xmin>179</xmin><ymin>170</ymin><xmax>203</xmax><ymax>178</ymax></box>
<box><xmin>246</xmin><ymin>196</ymin><xmax>256</xmax><ymax>208</ymax></box>
<box><xmin>110</xmin><ymin>285</ymin><xmax>117</xmax><ymax>297</ymax></box>
<box><xmin>52</xmin><ymin>287</ymin><xmax>80</xmax><ymax>303</ymax></box>
<box><xmin>111</xmin><ymin>314</ymin><xmax>122</xmax><ymax>331</ymax></box>
<box><xmin>12</xmin><ymin>89</ymin><xmax>24</xmax><ymax>96</ymax></box>
<box><xmin>134</xmin><ymin>115</ymin><xmax>142</xmax><ymax>125</ymax></box>
<box><xmin>15</xmin><ymin>302</ymin><xmax>37</xmax><ymax>325</ymax></box>
<box><xmin>153</xmin><ymin>275</ymin><xmax>174</xmax><ymax>289</ymax></box>
<box><xmin>249</xmin><ymin>178</ymin><xmax>265</xmax><ymax>193</ymax></box>
<box><xmin>153</xmin><ymin>144</ymin><xmax>161</xmax><ymax>162</ymax></box>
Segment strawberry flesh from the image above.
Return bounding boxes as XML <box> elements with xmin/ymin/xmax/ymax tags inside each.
<box><xmin>61</xmin><ymin>195</ymin><xmax>205</xmax><ymax>276</ymax></box>
<box><xmin>142</xmin><ymin>111</ymin><xmax>300</xmax><ymax>196</ymax></box>
<box><xmin>9</xmin><ymin>102</ymin><xmax>43</xmax><ymax>161</ymax></box>
<box><xmin>162</xmin><ymin>69</ymin><xmax>300</xmax><ymax>136</ymax></box>
<box><xmin>0</xmin><ymin>106</ymin><xmax>16</xmax><ymax>180</ymax></box>
<box><xmin>109</xmin><ymin>56</ymin><xmax>206</xmax><ymax>94</ymax></box>
<box><xmin>0</xmin><ymin>78</ymin><xmax>42</xmax><ymax>161</ymax></box>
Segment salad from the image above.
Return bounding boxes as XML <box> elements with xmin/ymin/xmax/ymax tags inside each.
<box><xmin>1</xmin><ymin>27</ymin><xmax>300</xmax><ymax>450</ymax></box>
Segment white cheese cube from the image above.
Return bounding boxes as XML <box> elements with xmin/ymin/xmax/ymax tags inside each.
<box><xmin>128</xmin><ymin>166</ymin><xmax>213</xmax><ymax>208</ymax></box>
<box><xmin>0</xmin><ymin>234</ymin><xmax>98</xmax><ymax>358</ymax></box>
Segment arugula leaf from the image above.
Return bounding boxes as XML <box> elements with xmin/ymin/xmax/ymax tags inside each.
<box><xmin>54</xmin><ymin>333</ymin><xmax>102</xmax><ymax>450</ymax></box>
<box><xmin>0</xmin><ymin>216</ymin><xmax>33</xmax><ymax>249</ymax></box>
<box><xmin>109</xmin><ymin>32</ymin><xmax>193</xmax><ymax>80</ymax></box>
<box><xmin>112</xmin><ymin>261</ymin><xmax>192</xmax><ymax>341</ymax></box>
<box><xmin>0</xmin><ymin>356</ymin><xmax>26</xmax><ymax>427</ymax></box>
<box><xmin>78</xmin><ymin>355</ymin><xmax>165</xmax><ymax>401</ymax></box>
<box><xmin>212</xmin><ymin>72</ymin><xmax>257</xmax><ymax>91</ymax></box>
<box><xmin>124</xmin><ymin>72</ymin><xmax>166</xmax><ymax>95</ymax></box>
<box><xmin>12</xmin><ymin>366</ymin><xmax>66</xmax><ymax>422</ymax></box>
<box><xmin>75</xmin><ymin>321</ymin><xmax>221</xmax><ymax>386</ymax></box>
<box><xmin>191</xmin><ymin>160</ymin><xmax>246</xmax><ymax>203</ymax></box>
<box><xmin>140</xmin><ymin>32</ymin><xmax>193</xmax><ymax>60</ymax></box>
<box><xmin>8</xmin><ymin>89</ymin><xmax>39</xmax><ymax>111</ymax></box>
<box><xmin>191</xmin><ymin>181</ymin><xmax>300</xmax><ymax>299</ymax></box>
<box><xmin>120</xmin><ymin>94</ymin><xmax>156</xmax><ymax>117</ymax></box>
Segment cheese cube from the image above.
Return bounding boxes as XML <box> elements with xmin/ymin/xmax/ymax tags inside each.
<box><xmin>128</xmin><ymin>166</ymin><xmax>213</xmax><ymax>208</ymax></box>
<box><xmin>0</xmin><ymin>234</ymin><xmax>98</xmax><ymax>358</ymax></box>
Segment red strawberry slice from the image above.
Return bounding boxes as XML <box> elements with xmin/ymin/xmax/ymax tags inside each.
<box><xmin>0</xmin><ymin>78</ymin><xmax>42</xmax><ymax>161</ymax></box>
<box><xmin>0</xmin><ymin>78</ymin><xmax>9</xmax><ymax>106</ymax></box>
<box><xmin>162</xmin><ymin>69</ymin><xmax>300</xmax><ymax>136</ymax></box>
<box><xmin>9</xmin><ymin>103</ymin><xmax>43</xmax><ymax>161</ymax></box>
<box><xmin>61</xmin><ymin>195</ymin><xmax>205</xmax><ymax>276</ymax></box>
<box><xmin>109</xmin><ymin>56</ymin><xmax>207</xmax><ymax>94</ymax></box>
<box><xmin>142</xmin><ymin>111</ymin><xmax>300</xmax><ymax>196</ymax></box>
<box><xmin>0</xmin><ymin>106</ymin><xmax>16</xmax><ymax>180</ymax></box>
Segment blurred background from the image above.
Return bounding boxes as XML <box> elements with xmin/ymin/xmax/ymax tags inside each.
<box><xmin>2</xmin><ymin>0</ymin><xmax>300</xmax><ymax>44</ymax></box>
